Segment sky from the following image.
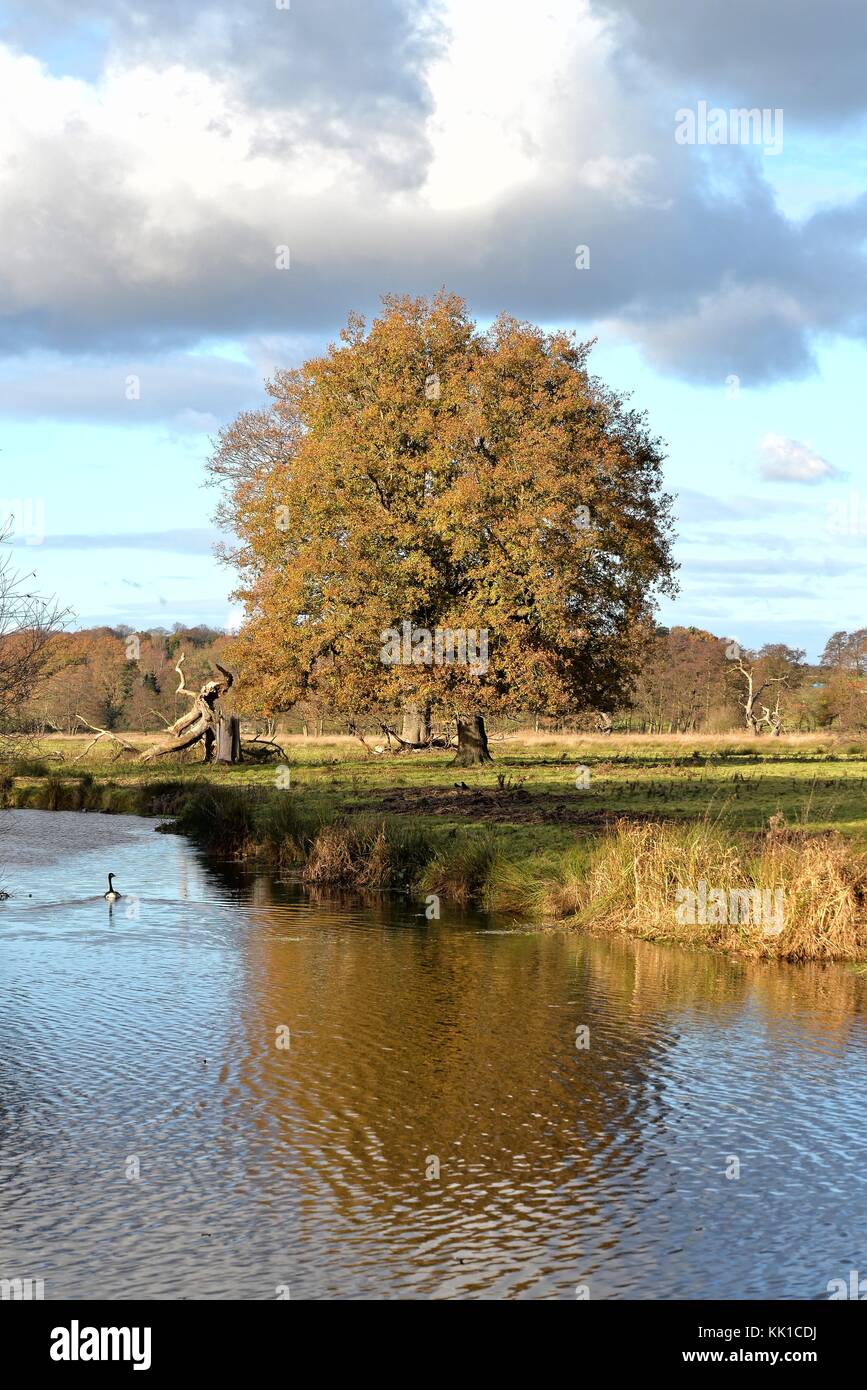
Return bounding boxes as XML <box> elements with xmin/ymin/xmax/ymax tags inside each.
<box><xmin>1</xmin><ymin>0</ymin><xmax>866</xmax><ymax>659</ymax></box>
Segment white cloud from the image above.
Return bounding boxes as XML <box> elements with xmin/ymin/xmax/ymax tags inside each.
<box><xmin>224</xmin><ymin>603</ymin><xmax>245</xmax><ymax>635</ymax></box>
<box><xmin>758</xmin><ymin>433</ymin><xmax>840</xmax><ymax>483</ymax></box>
<box><xmin>1</xmin><ymin>1</ymin><xmax>867</xmax><ymax>386</ymax></box>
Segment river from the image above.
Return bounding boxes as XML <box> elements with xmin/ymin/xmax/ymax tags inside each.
<box><xmin>1</xmin><ymin>809</ymin><xmax>866</xmax><ymax>1300</ymax></box>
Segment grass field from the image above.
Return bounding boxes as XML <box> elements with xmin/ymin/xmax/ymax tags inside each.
<box><xmin>5</xmin><ymin>730</ymin><xmax>867</xmax><ymax>959</ymax></box>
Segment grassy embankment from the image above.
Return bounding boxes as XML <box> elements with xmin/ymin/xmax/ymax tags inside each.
<box><xmin>4</xmin><ymin>731</ymin><xmax>867</xmax><ymax>959</ymax></box>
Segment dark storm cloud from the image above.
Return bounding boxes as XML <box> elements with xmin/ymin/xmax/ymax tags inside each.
<box><xmin>594</xmin><ymin>0</ymin><xmax>867</xmax><ymax>124</ymax></box>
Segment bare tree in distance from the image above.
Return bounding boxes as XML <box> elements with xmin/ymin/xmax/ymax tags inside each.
<box><xmin>730</xmin><ymin>644</ymin><xmax>804</xmax><ymax>737</ymax></box>
<box><xmin>0</xmin><ymin>527</ymin><xmax>69</xmax><ymax>753</ymax></box>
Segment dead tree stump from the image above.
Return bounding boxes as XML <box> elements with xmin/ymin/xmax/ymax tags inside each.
<box><xmin>453</xmin><ymin>713</ymin><xmax>493</xmax><ymax>766</ymax></box>
<box><xmin>216</xmin><ymin>715</ymin><xmax>241</xmax><ymax>763</ymax></box>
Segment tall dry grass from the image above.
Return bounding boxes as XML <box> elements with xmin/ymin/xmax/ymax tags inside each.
<box><xmin>541</xmin><ymin>818</ymin><xmax>867</xmax><ymax>960</ymax></box>
<box><xmin>417</xmin><ymin>834</ymin><xmax>503</xmax><ymax>907</ymax></box>
<box><xmin>302</xmin><ymin>819</ymin><xmax>432</xmax><ymax>890</ymax></box>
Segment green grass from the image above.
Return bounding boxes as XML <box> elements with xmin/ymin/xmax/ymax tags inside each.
<box><xmin>7</xmin><ymin>730</ymin><xmax>867</xmax><ymax>837</ymax></box>
<box><xmin>5</xmin><ymin>731</ymin><xmax>867</xmax><ymax>857</ymax></box>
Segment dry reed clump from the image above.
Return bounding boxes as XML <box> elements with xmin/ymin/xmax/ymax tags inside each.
<box><xmin>304</xmin><ymin>824</ymin><xmax>505</xmax><ymax>905</ymax></box>
<box><xmin>551</xmin><ymin>819</ymin><xmax>867</xmax><ymax>961</ymax></box>
<box><xmin>757</xmin><ymin>829</ymin><xmax>867</xmax><ymax>961</ymax></box>
<box><xmin>301</xmin><ymin>819</ymin><xmax>431</xmax><ymax>889</ymax></box>
<box><xmin>303</xmin><ymin>823</ymin><xmax>389</xmax><ymax>887</ymax></box>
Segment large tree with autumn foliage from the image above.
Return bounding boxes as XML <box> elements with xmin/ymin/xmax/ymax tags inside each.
<box><xmin>208</xmin><ymin>293</ymin><xmax>677</xmax><ymax>762</ymax></box>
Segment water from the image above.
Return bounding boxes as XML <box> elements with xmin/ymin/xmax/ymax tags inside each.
<box><xmin>1</xmin><ymin>809</ymin><xmax>866</xmax><ymax>1300</ymax></box>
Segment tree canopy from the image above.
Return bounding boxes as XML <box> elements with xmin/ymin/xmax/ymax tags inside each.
<box><xmin>208</xmin><ymin>293</ymin><xmax>677</xmax><ymax>749</ymax></box>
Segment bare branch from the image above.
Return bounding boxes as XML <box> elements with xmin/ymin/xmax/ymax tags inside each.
<box><xmin>72</xmin><ymin>716</ymin><xmax>138</xmax><ymax>763</ymax></box>
<box><xmin>173</xmin><ymin>652</ymin><xmax>198</xmax><ymax>700</ymax></box>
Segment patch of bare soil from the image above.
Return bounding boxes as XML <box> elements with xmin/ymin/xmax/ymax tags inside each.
<box><xmin>364</xmin><ymin>784</ymin><xmax>667</xmax><ymax>826</ymax></box>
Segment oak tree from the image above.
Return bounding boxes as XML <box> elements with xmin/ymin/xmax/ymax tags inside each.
<box><xmin>208</xmin><ymin>293</ymin><xmax>677</xmax><ymax>762</ymax></box>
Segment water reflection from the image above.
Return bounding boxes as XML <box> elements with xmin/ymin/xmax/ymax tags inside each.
<box><xmin>1</xmin><ymin>810</ymin><xmax>866</xmax><ymax>1300</ymax></box>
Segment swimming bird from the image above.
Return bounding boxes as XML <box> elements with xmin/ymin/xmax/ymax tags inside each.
<box><xmin>104</xmin><ymin>873</ymin><xmax>122</xmax><ymax>902</ymax></box>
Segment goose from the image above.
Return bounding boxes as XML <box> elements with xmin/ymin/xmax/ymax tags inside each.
<box><xmin>104</xmin><ymin>873</ymin><xmax>122</xmax><ymax>902</ymax></box>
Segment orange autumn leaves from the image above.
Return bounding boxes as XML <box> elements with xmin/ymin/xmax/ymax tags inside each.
<box><xmin>208</xmin><ymin>292</ymin><xmax>677</xmax><ymax>723</ymax></box>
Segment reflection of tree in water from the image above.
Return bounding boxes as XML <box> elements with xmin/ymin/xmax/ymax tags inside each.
<box><xmin>199</xmin><ymin>863</ymin><xmax>867</xmax><ymax>1296</ymax></box>
<box><xmin>212</xmin><ymin>875</ymin><xmax>676</xmax><ymax>1296</ymax></box>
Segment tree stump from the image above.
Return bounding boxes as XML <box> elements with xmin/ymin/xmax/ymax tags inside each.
<box><xmin>453</xmin><ymin>713</ymin><xmax>493</xmax><ymax>766</ymax></box>
<box><xmin>216</xmin><ymin>714</ymin><xmax>241</xmax><ymax>763</ymax></box>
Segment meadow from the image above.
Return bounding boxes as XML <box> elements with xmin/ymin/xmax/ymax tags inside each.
<box><xmin>5</xmin><ymin>730</ymin><xmax>867</xmax><ymax>961</ymax></box>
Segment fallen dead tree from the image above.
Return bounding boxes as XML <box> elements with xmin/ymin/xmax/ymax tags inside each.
<box><xmin>240</xmin><ymin>732</ymin><xmax>287</xmax><ymax>763</ymax></box>
<box><xmin>140</xmin><ymin>654</ymin><xmax>234</xmax><ymax>763</ymax></box>
<box><xmin>379</xmin><ymin>722</ymin><xmax>456</xmax><ymax>753</ymax></box>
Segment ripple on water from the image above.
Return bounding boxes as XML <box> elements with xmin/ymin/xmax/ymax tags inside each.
<box><xmin>1</xmin><ymin>809</ymin><xmax>867</xmax><ymax>1299</ymax></box>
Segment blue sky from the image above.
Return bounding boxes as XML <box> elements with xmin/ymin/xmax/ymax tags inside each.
<box><xmin>2</xmin><ymin>0</ymin><xmax>866</xmax><ymax>659</ymax></box>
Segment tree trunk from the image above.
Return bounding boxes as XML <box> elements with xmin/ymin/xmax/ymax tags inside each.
<box><xmin>453</xmin><ymin>713</ymin><xmax>493</xmax><ymax>766</ymax></box>
<box><xmin>216</xmin><ymin>714</ymin><xmax>241</xmax><ymax>762</ymax></box>
<box><xmin>400</xmin><ymin>703</ymin><xmax>431</xmax><ymax>747</ymax></box>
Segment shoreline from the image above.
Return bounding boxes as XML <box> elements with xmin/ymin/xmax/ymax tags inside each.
<box><xmin>4</xmin><ymin>769</ymin><xmax>866</xmax><ymax>963</ymax></box>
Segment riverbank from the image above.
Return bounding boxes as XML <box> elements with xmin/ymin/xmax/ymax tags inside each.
<box><xmin>4</xmin><ymin>732</ymin><xmax>867</xmax><ymax>960</ymax></box>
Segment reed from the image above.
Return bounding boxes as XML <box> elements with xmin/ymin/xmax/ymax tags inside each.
<box><xmin>551</xmin><ymin>818</ymin><xmax>867</xmax><ymax>960</ymax></box>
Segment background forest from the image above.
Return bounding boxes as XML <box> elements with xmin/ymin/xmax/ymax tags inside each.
<box><xmin>11</xmin><ymin>622</ymin><xmax>867</xmax><ymax>738</ymax></box>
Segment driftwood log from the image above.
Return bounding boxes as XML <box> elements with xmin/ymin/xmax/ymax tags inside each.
<box><xmin>140</xmin><ymin>654</ymin><xmax>235</xmax><ymax>763</ymax></box>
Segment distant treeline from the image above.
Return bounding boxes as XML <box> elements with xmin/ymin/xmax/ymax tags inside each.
<box><xmin>7</xmin><ymin>622</ymin><xmax>867</xmax><ymax>736</ymax></box>
<box><xmin>622</xmin><ymin>627</ymin><xmax>865</xmax><ymax>734</ymax></box>
<box><xmin>15</xmin><ymin>625</ymin><xmax>234</xmax><ymax>736</ymax></box>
